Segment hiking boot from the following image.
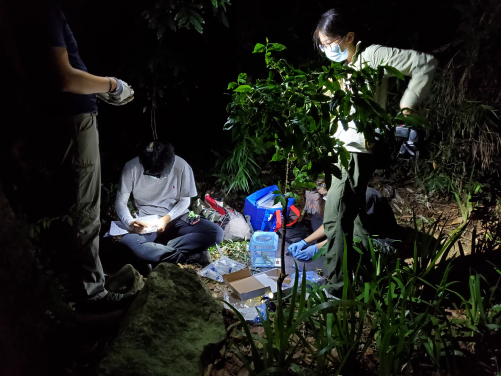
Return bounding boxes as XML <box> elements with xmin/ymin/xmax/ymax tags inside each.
<box><xmin>81</xmin><ymin>289</ymin><xmax>136</xmax><ymax>313</ymax></box>
<box><xmin>186</xmin><ymin>250</ymin><xmax>212</xmax><ymax>266</ymax></box>
<box><xmin>101</xmin><ymin>290</ymin><xmax>126</xmax><ymax>301</ymax></box>
<box><xmin>372</xmin><ymin>238</ymin><xmax>398</xmax><ymax>254</ymax></box>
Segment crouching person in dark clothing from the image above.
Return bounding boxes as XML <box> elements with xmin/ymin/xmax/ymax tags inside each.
<box><xmin>115</xmin><ymin>141</ymin><xmax>223</xmax><ymax>269</ymax></box>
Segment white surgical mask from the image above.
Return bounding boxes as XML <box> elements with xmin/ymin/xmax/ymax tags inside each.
<box><xmin>320</xmin><ymin>37</ymin><xmax>348</xmax><ymax>62</ymax></box>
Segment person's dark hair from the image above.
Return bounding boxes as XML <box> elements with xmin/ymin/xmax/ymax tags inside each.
<box><xmin>314</xmin><ymin>177</ymin><xmax>326</xmax><ymax>217</ymax></box>
<box><xmin>139</xmin><ymin>140</ymin><xmax>175</xmax><ymax>176</ymax></box>
<box><xmin>313</xmin><ymin>8</ymin><xmax>362</xmax><ymax>51</ymax></box>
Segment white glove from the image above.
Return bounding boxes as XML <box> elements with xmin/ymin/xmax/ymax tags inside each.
<box><xmin>97</xmin><ymin>78</ymin><xmax>134</xmax><ymax>106</ymax></box>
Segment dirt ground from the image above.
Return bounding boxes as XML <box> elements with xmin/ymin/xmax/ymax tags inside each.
<box><xmin>370</xmin><ymin>177</ymin><xmax>500</xmax><ymax>258</ymax></box>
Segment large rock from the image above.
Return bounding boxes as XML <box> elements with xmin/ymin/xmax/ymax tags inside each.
<box><xmin>98</xmin><ymin>263</ymin><xmax>226</xmax><ymax>376</ymax></box>
<box><xmin>105</xmin><ymin>264</ymin><xmax>145</xmax><ymax>295</ymax></box>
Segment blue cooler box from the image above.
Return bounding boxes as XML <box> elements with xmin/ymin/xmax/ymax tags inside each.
<box><xmin>249</xmin><ymin>231</ymin><xmax>278</xmax><ymax>268</ymax></box>
<box><xmin>244</xmin><ymin>185</ymin><xmax>295</xmax><ymax>231</ymax></box>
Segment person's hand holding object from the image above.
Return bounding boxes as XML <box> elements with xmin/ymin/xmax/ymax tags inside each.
<box><xmin>129</xmin><ymin>220</ymin><xmax>149</xmax><ymax>234</ymax></box>
<box><xmin>288</xmin><ymin>240</ymin><xmax>307</xmax><ymax>257</ymax></box>
<box><xmin>157</xmin><ymin>215</ymin><xmax>171</xmax><ymax>233</ymax></box>
<box><xmin>97</xmin><ymin>78</ymin><xmax>134</xmax><ymax>106</ymax></box>
<box><xmin>294</xmin><ymin>244</ymin><xmax>319</xmax><ymax>261</ymax></box>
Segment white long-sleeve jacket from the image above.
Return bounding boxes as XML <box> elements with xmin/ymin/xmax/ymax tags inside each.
<box><xmin>333</xmin><ymin>42</ymin><xmax>438</xmax><ymax>153</ymax></box>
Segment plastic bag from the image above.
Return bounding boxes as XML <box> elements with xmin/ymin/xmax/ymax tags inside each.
<box><xmin>237</xmin><ymin>302</ymin><xmax>267</xmax><ymax>324</ymax></box>
<box><xmin>198</xmin><ymin>266</ymin><xmax>224</xmax><ymax>283</ymax></box>
<box><xmin>212</xmin><ymin>256</ymin><xmax>247</xmax><ymax>275</ymax></box>
<box><xmin>197</xmin><ymin>246</ymin><xmax>247</xmax><ymax>282</ymax></box>
<box><xmin>291</xmin><ymin>271</ymin><xmax>325</xmax><ymax>285</ymax></box>
<box><xmin>223</xmin><ymin>214</ymin><xmax>252</xmax><ymax>241</ymax></box>
<box><xmin>204</xmin><ymin>194</ymin><xmax>253</xmax><ymax>240</ymax></box>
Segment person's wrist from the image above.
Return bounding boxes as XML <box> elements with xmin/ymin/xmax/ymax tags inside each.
<box><xmin>112</xmin><ymin>77</ymin><xmax>123</xmax><ymax>95</ymax></box>
<box><xmin>401</xmin><ymin>104</ymin><xmax>414</xmax><ymax>116</ymax></box>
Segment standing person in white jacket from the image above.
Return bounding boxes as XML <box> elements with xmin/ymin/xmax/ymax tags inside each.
<box><xmin>303</xmin><ymin>8</ymin><xmax>438</xmax><ymax>294</ymax></box>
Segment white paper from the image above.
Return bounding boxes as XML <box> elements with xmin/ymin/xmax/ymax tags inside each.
<box><xmin>254</xmin><ymin>274</ymin><xmax>279</xmax><ymax>293</ymax></box>
<box><xmin>105</xmin><ymin>215</ymin><xmax>160</xmax><ymax>237</ymax></box>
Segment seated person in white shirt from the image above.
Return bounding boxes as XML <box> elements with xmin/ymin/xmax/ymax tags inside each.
<box><xmin>115</xmin><ymin>140</ymin><xmax>223</xmax><ymax>266</ymax></box>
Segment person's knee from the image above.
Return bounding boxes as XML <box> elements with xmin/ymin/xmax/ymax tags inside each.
<box><xmin>120</xmin><ymin>233</ymin><xmax>133</xmax><ymax>244</ymax></box>
<box><xmin>120</xmin><ymin>233</ymin><xmax>144</xmax><ymax>250</ymax></box>
<box><xmin>215</xmin><ymin>224</ymin><xmax>224</xmax><ymax>244</ymax></box>
<box><xmin>201</xmin><ymin>220</ymin><xmax>224</xmax><ymax>245</ymax></box>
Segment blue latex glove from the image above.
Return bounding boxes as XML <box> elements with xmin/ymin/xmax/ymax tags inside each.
<box><xmin>112</xmin><ymin>77</ymin><xmax>124</xmax><ymax>95</ymax></box>
<box><xmin>295</xmin><ymin>244</ymin><xmax>319</xmax><ymax>261</ymax></box>
<box><xmin>288</xmin><ymin>240</ymin><xmax>307</xmax><ymax>256</ymax></box>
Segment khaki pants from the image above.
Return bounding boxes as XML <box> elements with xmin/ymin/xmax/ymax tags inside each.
<box><xmin>61</xmin><ymin>113</ymin><xmax>105</xmax><ymax>299</ymax></box>
<box><xmin>323</xmin><ymin>153</ymin><xmax>375</xmax><ymax>293</ymax></box>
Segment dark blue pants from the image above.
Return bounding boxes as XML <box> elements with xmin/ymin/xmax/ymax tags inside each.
<box><xmin>120</xmin><ymin>217</ymin><xmax>223</xmax><ymax>264</ymax></box>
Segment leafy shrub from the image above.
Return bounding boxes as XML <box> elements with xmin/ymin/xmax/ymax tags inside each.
<box><xmin>223</xmin><ymin>40</ymin><xmax>421</xmax><ymax>190</ymax></box>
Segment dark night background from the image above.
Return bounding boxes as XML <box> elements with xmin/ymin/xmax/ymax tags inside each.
<box><xmin>0</xmin><ymin>0</ymin><xmax>462</xmax><ymax>223</ymax></box>
<box><xmin>2</xmin><ymin>1</ymin><xmax>501</xmax><ymax>374</ymax></box>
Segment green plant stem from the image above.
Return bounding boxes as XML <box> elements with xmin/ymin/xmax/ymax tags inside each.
<box><xmin>278</xmin><ymin>155</ymin><xmax>290</xmax><ymax>289</ymax></box>
<box><xmin>279</xmin><ymin>197</ymin><xmax>288</xmax><ymax>281</ymax></box>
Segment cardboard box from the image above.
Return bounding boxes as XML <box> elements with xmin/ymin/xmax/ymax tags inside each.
<box><xmin>224</xmin><ymin>269</ymin><xmax>270</xmax><ymax>301</ymax></box>
<box><xmin>224</xmin><ymin>268</ymin><xmax>293</xmax><ymax>301</ymax></box>
<box><xmin>254</xmin><ymin>269</ymin><xmax>293</xmax><ymax>295</ymax></box>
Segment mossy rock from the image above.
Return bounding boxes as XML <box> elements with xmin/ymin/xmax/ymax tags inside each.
<box><xmin>105</xmin><ymin>264</ymin><xmax>145</xmax><ymax>295</ymax></box>
<box><xmin>98</xmin><ymin>263</ymin><xmax>225</xmax><ymax>376</ymax></box>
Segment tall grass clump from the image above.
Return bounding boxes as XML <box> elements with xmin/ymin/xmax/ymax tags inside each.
<box><xmin>225</xmin><ymin>215</ymin><xmax>501</xmax><ymax>375</ymax></box>
<box><xmin>422</xmin><ymin>0</ymin><xmax>501</xmax><ymax>192</ymax></box>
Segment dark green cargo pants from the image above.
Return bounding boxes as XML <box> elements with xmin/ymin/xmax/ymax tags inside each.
<box><xmin>323</xmin><ymin>153</ymin><xmax>375</xmax><ymax>293</ymax></box>
<box><xmin>62</xmin><ymin>113</ymin><xmax>106</xmax><ymax>299</ymax></box>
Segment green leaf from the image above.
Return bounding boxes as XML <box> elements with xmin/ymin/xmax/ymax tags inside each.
<box><xmin>227</xmin><ymin>82</ymin><xmax>238</xmax><ymax>90</ymax></box>
<box><xmin>292</xmin><ymin>138</ymin><xmax>304</xmax><ymax>160</ymax></box>
<box><xmin>189</xmin><ymin>9</ymin><xmax>204</xmax><ymax>23</ymax></box>
<box><xmin>178</xmin><ymin>14</ymin><xmax>189</xmax><ymax>27</ymax></box>
<box><xmin>331</xmin><ymin>165</ymin><xmax>342</xmax><ymax>180</ymax></box>
<box><xmin>157</xmin><ymin>25</ymin><xmax>166</xmax><ymax>39</ymax></box>
<box><xmin>234</xmin><ymin>85</ymin><xmax>252</xmax><ymax>93</ymax></box>
<box><xmin>342</xmin><ymin>93</ymin><xmax>352</xmax><ymax>117</ymax></box>
<box><xmin>311</xmin><ymin>94</ymin><xmax>331</xmax><ymax>102</ymax></box>
<box><xmin>396</xmin><ymin>113</ymin><xmax>427</xmax><ymax>127</ymax></box>
<box><xmin>271</xmin><ymin>149</ymin><xmax>284</xmax><ymax>161</ymax></box>
<box><xmin>237</xmin><ymin>73</ymin><xmax>247</xmax><ymax>84</ymax></box>
<box><xmin>167</xmin><ymin>17</ymin><xmax>176</xmax><ymax>31</ymax></box>
<box><xmin>290</xmin><ymin>364</ymin><xmax>304</xmax><ymax>376</ymax></box>
<box><xmin>67</xmin><ymin>217</ymin><xmax>73</xmax><ymax>226</ymax></box>
<box><xmin>253</xmin><ymin>43</ymin><xmax>266</xmax><ymax>53</ymax></box>
<box><xmin>267</xmin><ymin>43</ymin><xmax>286</xmax><ymax>52</ymax></box>
<box><xmin>189</xmin><ymin>15</ymin><xmax>203</xmax><ymax>33</ymax></box>
<box><xmin>220</xmin><ymin>11</ymin><xmax>229</xmax><ymax>27</ymax></box>
<box><xmin>380</xmin><ymin>65</ymin><xmax>405</xmax><ymax>80</ymax></box>
<box><xmin>339</xmin><ymin>147</ymin><xmax>350</xmax><ymax>170</ymax></box>
<box><xmin>174</xmin><ymin>8</ymin><xmax>187</xmax><ymax>20</ymax></box>
<box><xmin>312</xmin><ymin>242</ymin><xmax>328</xmax><ymax>261</ymax></box>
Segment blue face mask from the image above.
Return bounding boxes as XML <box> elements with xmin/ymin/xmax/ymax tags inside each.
<box><xmin>320</xmin><ymin>37</ymin><xmax>348</xmax><ymax>62</ymax></box>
